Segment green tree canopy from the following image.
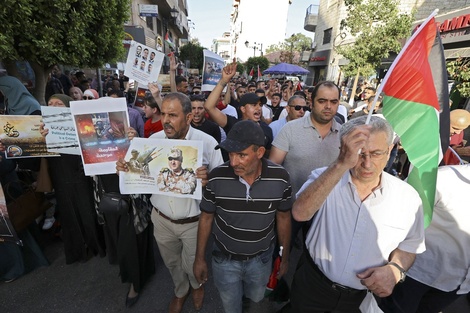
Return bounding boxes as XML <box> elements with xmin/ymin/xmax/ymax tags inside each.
<box><xmin>245</xmin><ymin>56</ymin><xmax>270</xmax><ymax>76</ymax></box>
<box><xmin>336</xmin><ymin>0</ymin><xmax>414</xmax><ymax>78</ymax></box>
<box><xmin>179</xmin><ymin>42</ymin><xmax>207</xmax><ymax>72</ymax></box>
<box><xmin>447</xmin><ymin>57</ymin><xmax>470</xmax><ymax>98</ymax></box>
<box><xmin>236</xmin><ymin>61</ymin><xmax>245</xmax><ymax>75</ymax></box>
<box><xmin>266</xmin><ymin>33</ymin><xmax>313</xmax><ymax>54</ymax></box>
<box><xmin>0</xmin><ymin>0</ymin><xmax>130</xmax><ymax>103</ymax></box>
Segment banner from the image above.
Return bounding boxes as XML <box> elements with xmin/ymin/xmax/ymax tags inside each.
<box><xmin>124</xmin><ymin>40</ymin><xmax>164</xmax><ymax>85</ymax></box>
<box><xmin>201</xmin><ymin>50</ymin><xmax>225</xmax><ymax>92</ymax></box>
<box><xmin>119</xmin><ymin>137</ymin><xmax>203</xmax><ymax>200</ymax></box>
<box><xmin>41</xmin><ymin>106</ymin><xmax>80</xmax><ymax>155</ymax></box>
<box><xmin>70</xmin><ymin>97</ymin><xmax>131</xmax><ymax>176</ymax></box>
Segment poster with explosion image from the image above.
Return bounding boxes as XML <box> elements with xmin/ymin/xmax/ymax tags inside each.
<box><xmin>70</xmin><ymin>97</ymin><xmax>130</xmax><ymax>176</ymax></box>
<box><xmin>119</xmin><ymin>137</ymin><xmax>203</xmax><ymax>200</ymax></box>
<box><xmin>0</xmin><ymin>182</ymin><xmax>21</xmax><ymax>245</ymax></box>
<box><xmin>0</xmin><ymin>115</ymin><xmax>58</xmax><ymax>159</ymax></box>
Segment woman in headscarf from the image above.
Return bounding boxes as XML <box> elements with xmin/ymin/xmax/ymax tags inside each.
<box><xmin>42</xmin><ymin>94</ymin><xmax>106</xmax><ymax>264</ymax></box>
<box><xmin>69</xmin><ymin>87</ymin><xmax>83</xmax><ymax>101</ymax></box>
<box><xmin>0</xmin><ymin>75</ymin><xmax>41</xmax><ymax>114</ymax></box>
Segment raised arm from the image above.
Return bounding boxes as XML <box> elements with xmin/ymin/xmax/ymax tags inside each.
<box><xmin>292</xmin><ymin>125</ymin><xmax>371</xmax><ymax>221</ymax></box>
<box><xmin>148</xmin><ymin>82</ymin><xmax>163</xmax><ymax>110</ymax></box>
<box><xmin>169</xmin><ymin>53</ymin><xmax>177</xmax><ymax>93</ymax></box>
<box><xmin>204</xmin><ymin>59</ymin><xmax>237</xmax><ymax>128</ymax></box>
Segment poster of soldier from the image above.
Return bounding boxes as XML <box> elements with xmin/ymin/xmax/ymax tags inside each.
<box><xmin>0</xmin><ymin>115</ymin><xmax>58</xmax><ymax>159</ymax></box>
<box><xmin>41</xmin><ymin>106</ymin><xmax>80</xmax><ymax>155</ymax></box>
<box><xmin>70</xmin><ymin>97</ymin><xmax>131</xmax><ymax>176</ymax></box>
<box><xmin>0</xmin><ymin>182</ymin><xmax>20</xmax><ymax>245</ymax></box>
<box><xmin>201</xmin><ymin>49</ymin><xmax>225</xmax><ymax>92</ymax></box>
<box><xmin>124</xmin><ymin>40</ymin><xmax>164</xmax><ymax>85</ymax></box>
<box><xmin>119</xmin><ymin>137</ymin><xmax>203</xmax><ymax>200</ymax></box>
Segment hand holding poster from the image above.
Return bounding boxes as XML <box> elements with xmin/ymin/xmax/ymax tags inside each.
<box><xmin>124</xmin><ymin>40</ymin><xmax>164</xmax><ymax>85</ymax></box>
<box><xmin>201</xmin><ymin>50</ymin><xmax>226</xmax><ymax>92</ymax></box>
<box><xmin>119</xmin><ymin>137</ymin><xmax>203</xmax><ymax>200</ymax></box>
<box><xmin>41</xmin><ymin>106</ymin><xmax>80</xmax><ymax>155</ymax></box>
<box><xmin>70</xmin><ymin>97</ymin><xmax>131</xmax><ymax>176</ymax></box>
<box><xmin>0</xmin><ymin>115</ymin><xmax>58</xmax><ymax>159</ymax></box>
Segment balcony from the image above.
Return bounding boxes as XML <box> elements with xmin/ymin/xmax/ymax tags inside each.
<box><xmin>304</xmin><ymin>4</ymin><xmax>319</xmax><ymax>32</ymax></box>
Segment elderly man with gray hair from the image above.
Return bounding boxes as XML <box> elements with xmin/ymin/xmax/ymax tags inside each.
<box><xmin>285</xmin><ymin>116</ymin><xmax>425</xmax><ymax>313</ymax></box>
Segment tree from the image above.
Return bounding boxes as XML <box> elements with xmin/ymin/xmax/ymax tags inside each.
<box><xmin>236</xmin><ymin>61</ymin><xmax>245</xmax><ymax>75</ymax></box>
<box><xmin>179</xmin><ymin>42</ymin><xmax>206</xmax><ymax>72</ymax></box>
<box><xmin>266</xmin><ymin>33</ymin><xmax>312</xmax><ymax>54</ymax></box>
<box><xmin>244</xmin><ymin>56</ymin><xmax>270</xmax><ymax>77</ymax></box>
<box><xmin>336</xmin><ymin>0</ymin><xmax>414</xmax><ymax>102</ymax></box>
<box><xmin>0</xmin><ymin>0</ymin><xmax>130</xmax><ymax>104</ymax></box>
<box><xmin>447</xmin><ymin>57</ymin><xmax>470</xmax><ymax>98</ymax></box>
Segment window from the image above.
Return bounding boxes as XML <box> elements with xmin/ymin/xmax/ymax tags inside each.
<box><xmin>146</xmin><ymin>16</ymin><xmax>153</xmax><ymax>31</ymax></box>
<box><xmin>323</xmin><ymin>28</ymin><xmax>332</xmax><ymax>44</ymax></box>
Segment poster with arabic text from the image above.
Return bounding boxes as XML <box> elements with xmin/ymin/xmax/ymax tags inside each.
<box><xmin>41</xmin><ymin>106</ymin><xmax>80</xmax><ymax>155</ymax></box>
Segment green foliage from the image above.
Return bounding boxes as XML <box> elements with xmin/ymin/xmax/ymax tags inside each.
<box><xmin>179</xmin><ymin>42</ymin><xmax>206</xmax><ymax>71</ymax></box>
<box><xmin>447</xmin><ymin>57</ymin><xmax>470</xmax><ymax>98</ymax></box>
<box><xmin>336</xmin><ymin>0</ymin><xmax>414</xmax><ymax>77</ymax></box>
<box><xmin>245</xmin><ymin>56</ymin><xmax>270</xmax><ymax>74</ymax></box>
<box><xmin>266</xmin><ymin>33</ymin><xmax>312</xmax><ymax>55</ymax></box>
<box><xmin>236</xmin><ymin>61</ymin><xmax>245</xmax><ymax>74</ymax></box>
<box><xmin>0</xmin><ymin>0</ymin><xmax>129</xmax><ymax>68</ymax></box>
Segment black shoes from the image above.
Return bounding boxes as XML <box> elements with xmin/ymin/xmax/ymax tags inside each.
<box><xmin>125</xmin><ymin>293</ymin><xmax>140</xmax><ymax>308</ymax></box>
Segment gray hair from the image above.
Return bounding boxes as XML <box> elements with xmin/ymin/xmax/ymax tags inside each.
<box><xmin>162</xmin><ymin>92</ymin><xmax>192</xmax><ymax>115</ymax></box>
<box><xmin>287</xmin><ymin>95</ymin><xmax>306</xmax><ymax>106</ymax></box>
<box><xmin>340</xmin><ymin>116</ymin><xmax>394</xmax><ymax>145</ymax></box>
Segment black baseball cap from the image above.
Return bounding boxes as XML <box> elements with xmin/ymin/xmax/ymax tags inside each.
<box><xmin>216</xmin><ymin>120</ymin><xmax>265</xmax><ymax>152</ymax></box>
<box><xmin>239</xmin><ymin>93</ymin><xmax>267</xmax><ymax>106</ymax></box>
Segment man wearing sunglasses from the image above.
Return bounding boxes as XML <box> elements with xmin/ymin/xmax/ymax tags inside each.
<box><xmin>269</xmin><ymin>95</ymin><xmax>308</xmax><ymax>139</ymax></box>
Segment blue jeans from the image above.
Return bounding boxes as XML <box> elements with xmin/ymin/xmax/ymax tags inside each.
<box><xmin>211</xmin><ymin>245</ymin><xmax>273</xmax><ymax>313</ymax></box>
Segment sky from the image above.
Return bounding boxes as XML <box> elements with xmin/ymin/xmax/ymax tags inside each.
<box><xmin>187</xmin><ymin>0</ymin><xmax>316</xmax><ymax>49</ymax></box>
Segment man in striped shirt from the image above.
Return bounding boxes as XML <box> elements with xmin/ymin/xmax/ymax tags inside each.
<box><xmin>193</xmin><ymin>120</ymin><xmax>292</xmax><ymax>313</ymax></box>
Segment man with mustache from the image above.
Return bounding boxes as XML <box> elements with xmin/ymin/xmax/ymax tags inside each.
<box><xmin>116</xmin><ymin>93</ymin><xmax>223</xmax><ymax>312</ymax></box>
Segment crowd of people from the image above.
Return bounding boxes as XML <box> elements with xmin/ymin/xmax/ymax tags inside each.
<box><xmin>0</xmin><ymin>56</ymin><xmax>470</xmax><ymax>313</ymax></box>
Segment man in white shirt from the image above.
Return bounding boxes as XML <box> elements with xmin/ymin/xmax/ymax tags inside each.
<box><xmin>117</xmin><ymin>93</ymin><xmax>223</xmax><ymax>313</ymax></box>
<box><xmin>379</xmin><ymin>164</ymin><xmax>470</xmax><ymax>313</ymax></box>
<box><xmin>286</xmin><ymin>116</ymin><xmax>425</xmax><ymax>312</ymax></box>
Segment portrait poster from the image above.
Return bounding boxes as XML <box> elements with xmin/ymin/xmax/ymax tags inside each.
<box><xmin>124</xmin><ymin>40</ymin><xmax>164</xmax><ymax>85</ymax></box>
<box><xmin>70</xmin><ymin>97</ymin><xmax>131</xmax><ymax>176</ymax></box>
<box><xmin>119</xmin><ymin>137</ymin><xmax>203</xmax><ymax>200</ymax></box>
<box><xmin>201</xmin><ymin>49</ymin><xmax>225</xmax><ymax>92</ymax></box>
<box><xmin>0</xmin><ymin>182</ymin><xmax>21</xmax><ymax>245</ymax></box>
<box><xmin>0</xmin><ymin>115</ymin><xmax>58</xmax><ymax>159</ymax></box>
<box><xmin>41</xmin><ymin>106</ymin><xmax>80</xmax><ymax>155</ymax></box>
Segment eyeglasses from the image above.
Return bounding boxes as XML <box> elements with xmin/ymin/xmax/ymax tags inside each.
<box><xmin>168</xmin><ymin>157</ymin><xmax>181</xmax><ymax>161</ymax></box>
<box><xmin>83</xmin><ymin>96</ymin><xmax>95</xmax><ymax>100</ymax></box>
<box><xmin>289</xmin><ymin>105</ymin><xmax>310</xmax><ymax>111</ymax></box>
<box><xmin>190</xmin><ymin>94</ymin><xmax>205</xmax><ymax>101</ymax></box>
<box><xmin>359</xmin><ymin>149</ymin><xmax>389</xmax><ymax>160</ymax></box>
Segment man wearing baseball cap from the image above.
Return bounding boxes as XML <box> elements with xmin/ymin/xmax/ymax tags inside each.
<box><xmin>193</xmin><ymin>120</ymin><xmax>292</xmax><ymax>313</ymax></box>
<box><xmin>203</xmin><ymin>60</ymin><xmax>273</xmax><ymax>153</ymax></box>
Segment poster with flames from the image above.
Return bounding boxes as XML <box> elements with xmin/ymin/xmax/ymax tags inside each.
<box><xmin>70</xmin><ymin>97</ymin><xmax>130</xmax><ymax>176</ymax></box>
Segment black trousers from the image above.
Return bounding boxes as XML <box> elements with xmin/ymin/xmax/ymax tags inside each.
<box><xmin>378</xmin><ymin>276</ymin><xmax>461</xmax><ymax>313</ymax></box>
<box><xmin>290</xmin><ymin>252</ymin><xmax>367</xmax><ymax>313</ymax></box>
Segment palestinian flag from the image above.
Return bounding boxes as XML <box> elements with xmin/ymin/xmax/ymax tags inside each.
<box><xmin>248</xmin><ymin>67</ymin><xmax>254</xmax><ymax>79</ymax></box>
<box><xmin>379</xmin><ymin>11</ymin><xmax>449</xmax><ymax>227</ymax></box>
<box><xmin>257</xmin><ymin>65</ymin><xmax>262</xmax><ymax>80</ymax></box>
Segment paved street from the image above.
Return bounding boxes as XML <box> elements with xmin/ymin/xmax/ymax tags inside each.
<box><xmin>1</xmin><ymin>228</ymin><xmax>469</xmax><ymax>313</ymax></box>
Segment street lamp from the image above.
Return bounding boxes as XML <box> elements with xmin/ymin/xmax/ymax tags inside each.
<box><xmin>170</xmin><ymin>6</ymin><xmax>179</xmax><ymax>21</ymax></box>
<box><xmin>245</xmin><ymin>41</ymin><xmax>263</xmax><ymax>57</ymax></box>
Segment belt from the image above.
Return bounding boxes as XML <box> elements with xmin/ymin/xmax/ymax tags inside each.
<box><xmin>304</xmin><ymin>252</ymin><xmax>364</xmax><ymax>294</ymax></box>
<box><xmin>153</xmin><ymin>208</ymin><xmax>199</xmax><ymax>224</ymax></box>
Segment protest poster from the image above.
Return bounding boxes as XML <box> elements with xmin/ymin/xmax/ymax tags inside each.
<box><xmin>119</xmin><ymin>137</ymin><xmax>203</xmax><ymax>200</ymax></box>
<box><xmin>201</xmin><ymin>50</ymin><xmax>226</xmax><ymax>92</ymax></box>
<box><xmin>41</xmin><ymin>106</ymin><xmax>80</xmax><ymax>155</ymax></box>
<box><xmin>0</xmin><ymin>182</ymin><xmax>21</xmax><ymax>245</ymax></box>
<box><xmin>124</xmin><ymin>40</ymin><xmax>164</xmax><ymax>85</ymax></box>
<box><xmin>70</xmin><ymin>97</ymin><xmax>131</xmax><ymax>176</ymax></box>
<box><xmin>0</xmin><ymin>115</ymin><xmax>58</xmax><ymax>159</ymax></box>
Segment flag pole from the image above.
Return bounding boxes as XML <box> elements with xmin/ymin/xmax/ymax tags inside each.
<box><xmin>365</xmin><ymin>9</ymin><xmax>439</xmax><ymax>125</ymax></box>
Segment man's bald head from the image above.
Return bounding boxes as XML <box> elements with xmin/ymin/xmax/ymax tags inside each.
<box><xmin>450</xmin><ymin>109</ymin><xmax>470</xmax><ymax>135</ymax></box>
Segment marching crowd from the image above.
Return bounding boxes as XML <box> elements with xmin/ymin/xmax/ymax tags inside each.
<box><xmin>0</xmin><ymin>56</ymin><xmax>470</xmax><ymax>313</ymax></box>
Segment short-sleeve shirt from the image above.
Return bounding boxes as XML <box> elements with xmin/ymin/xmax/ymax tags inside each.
<box><xmin>300</xmin><ymin>168</ymin><xmax>425</xmax><ymax>290</ymax></box>
<box><xmin>201</xmin><ymin>158</ymin><xmax>292</xmax><ymax>256</ymax></box>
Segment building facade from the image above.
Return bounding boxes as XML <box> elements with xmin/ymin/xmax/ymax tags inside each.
<box><xmin>308</xmin><ymin>0</ymin><xmax>470</xmax><ymax>86</ymax></box>
<box><xmin>229</xmin><ymin>0</ymin><xmax>292</xmax><ymax>62</ymax></box>
<box><xmin>212</xmin><ymin>32</ymin><xmax>232</xmax><ymax>63</ymax></box>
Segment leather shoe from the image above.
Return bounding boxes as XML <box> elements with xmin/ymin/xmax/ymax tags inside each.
<box><xmin>169</xmin><ymin>291</ymin><xmax>189</xmax><ymax>313</ymax></box>
<box><xmin>125</xmin><ymin>293</ymin><xmax>140</xmax><ymax>308</ymax></box>
<box><xmin>191</xmin><ymin>286</ymin><xmax>204</xmax><ymax>310</ymax></box>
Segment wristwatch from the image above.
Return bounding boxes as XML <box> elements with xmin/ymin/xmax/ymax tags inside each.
<box><xmin>388</xmin><ymin>261</ymin><xmax>406</xmax><ymax>283</ymax></box>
